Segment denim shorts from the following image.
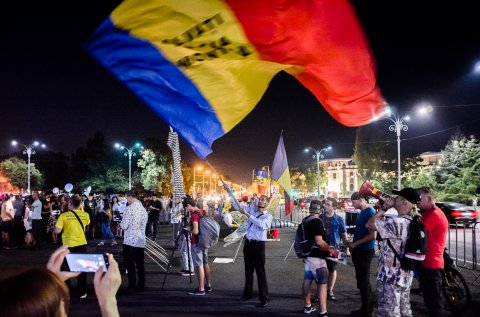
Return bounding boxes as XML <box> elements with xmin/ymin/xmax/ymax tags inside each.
<box><xmin>192</xmin><ymin>244</ymin><xmax>208</xmax><ymax>267</ymax></box>
<box><xmin>304</xmin><ymin>257</ymin><xmax>328</xmax><ymax>284</ymax></box>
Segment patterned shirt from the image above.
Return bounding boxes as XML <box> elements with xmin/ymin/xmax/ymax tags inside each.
<box><xmin>375</xmin><ymin>216</ymin><xmax>413</xmax><ymax>287</ymax></box>
<box><xmin>121</xmin><ymin>200</ymin><xmax>148</xmax><ymax>248</ymax></box>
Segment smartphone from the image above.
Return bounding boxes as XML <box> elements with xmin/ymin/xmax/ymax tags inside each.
<box><xmin>65</xmin><ymin>253</ymin><xmax>109</xmax><ymax>273</ymax></box>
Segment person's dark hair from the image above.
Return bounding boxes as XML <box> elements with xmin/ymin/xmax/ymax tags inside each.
<box><xmin>103</xmin><ymin>199</ymin><xmax>111</xmax><ymax>211</ymax></box>
<box><xmin>125</xmin><ymin>190</ymin><xmax>137</xmax><ymax>198</ymax></box>
<box><xmin>182</xmin><ymin>197</ymin><xmax>196</xmax><ymax>208</ymax></box>
<box><xmin>350</xmin><ymin>192</ymin><xmax>365</xmax><ymax>201</ymax></box>
<box><xmin>326</xmin><ymin>197</ymin><xmax>337</xmax><ymax>208</ymax></box>
<box><xmin>70</xmin><ymin>194</ymin><xmax>82</xmax><ymax>208</ymax></box>
<box><xmin>111</xmin><ymin>196</ymin><xmax>118</xmax><ymax>204</ymax></box>
<box><xmin>0</xmin><ymin>268</ymin><xmax>69</xmax><ymax>317</ymax></box>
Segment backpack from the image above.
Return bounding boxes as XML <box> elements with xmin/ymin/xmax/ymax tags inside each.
<box><xmin>192</xmin><ymin>211</ymin><xmax>220</xmax><ymax>249</ymax></box>
<box><xmin>387</xmin><ymin>216</ymin><xmax>427</xmax><ymax>271</ymax></box>
<box><xmin>294</xmin><ymin>215</ymin><xmax>330</xmax><ymax>259</ymax></box>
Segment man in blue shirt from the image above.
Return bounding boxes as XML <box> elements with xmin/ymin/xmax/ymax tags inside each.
<box><xmin>349</xmin><ymin>192</ymin><xmax>376</xmax><ymax>317</ymax></box>
<box><xmin>320</xmin><ymin>197</ymin><xmax>348</xmax><ymax>301</ymax></box>
<box><xmin>238</xmin><ymin>194</ymin><xmax>273</xmax><ymax>308</ymax></box>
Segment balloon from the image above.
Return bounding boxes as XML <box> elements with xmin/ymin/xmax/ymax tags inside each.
<box><xmin>64</xmin><ymin>183</ymin><xmax>73</xmax><ymax>193</ymax></box>
<box><xmin>52</xmin><ymin>187</ymin><xmax>59</xmax><ymax>194</ymax></box>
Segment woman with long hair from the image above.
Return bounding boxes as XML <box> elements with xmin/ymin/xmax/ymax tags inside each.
<box><xmin>97</xmin><ymin>199</ymin><xmax>117</xmax><ymax>247</ymax></box>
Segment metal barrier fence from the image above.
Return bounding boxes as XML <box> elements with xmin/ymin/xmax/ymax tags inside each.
<box><xmin>447</xmin><ymin>221</ymin><xmax>480</xmax><ymax>285</ymax></box>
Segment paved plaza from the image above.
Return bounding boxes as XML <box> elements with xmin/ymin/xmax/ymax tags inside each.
<box><xmin>1</xmin><ymin>223</ymin><xmax>478</xmax><ymax>317</ymax></box>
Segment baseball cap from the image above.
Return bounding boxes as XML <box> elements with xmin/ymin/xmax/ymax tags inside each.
<box><xmin>392</xmin><ymin>187</ymin><xmax>420</xmax><ymax>205</ymax></box>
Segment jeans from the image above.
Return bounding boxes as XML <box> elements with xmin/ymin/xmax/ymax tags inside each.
<box><xmin>181</xmin><ymin>233</ymin><xmax>193</xmax><ymax>272</ymax></box>
<box><xmin>146</xmin><ymin>219</ymin><xmax>159</xmax><ymax>240</ymax></box>
<box><xmin>419</xmin><ymin>268</ymin><xmax>443</xmax><ymax>317</ymax></box>
<box><xmin>100</xmin><ymin>221</ymin><xmax>115</xmax><ymax>241</ymax></box>
<box><xmin>123</xmin><ymin>244</ymin><xmax>145</xmax><ymax>290</ymax></box>
<box><xmin>351</xmin><ymin>248</ymin><xmax>374</xmax><ymax>316</ymax></box>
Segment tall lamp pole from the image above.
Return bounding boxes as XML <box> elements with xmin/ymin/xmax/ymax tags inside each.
<box><xmin>305</xmin><ymin>146</ymin><xmax>331</xmax><ymax>197</ymax></box>
<box><xmin>11</xmin><ymin>140</ymin><xmax>46</xmax><ymax>194</ymax></box>
<box><xmin>115</xmin><ymin>142</ymin><xmax>143</xmax><ymax>190</ymax></box>
<box><xmin>387</xmin><ymin>113</ymin><xmax>410</xmax><ymax>190</ymax></box>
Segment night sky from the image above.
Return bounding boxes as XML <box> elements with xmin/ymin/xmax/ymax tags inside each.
<box><xmin>2</xmin><ymin>1</ymin><xmax>480</xmax><ymax>184</ymax></box>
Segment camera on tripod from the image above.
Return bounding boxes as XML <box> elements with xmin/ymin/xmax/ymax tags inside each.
<box><xmin>181</xmin><ymin>210</ymin><xmax>190</xmax><ymax>229</ymax></box>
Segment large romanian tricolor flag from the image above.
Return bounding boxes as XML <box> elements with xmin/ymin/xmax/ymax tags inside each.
<box><xmin>87</xmin><ymin>0</ymin><xmax>385</xmax><ymax>159</ymax></box>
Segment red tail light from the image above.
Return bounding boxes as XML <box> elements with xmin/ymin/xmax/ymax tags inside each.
<box><xmin>451</xmin><ymin>211</ymin><xmax>463</xmax><ymax>217</ymax></box>
<box><xmin>471</xmin><ymin>211</ymin><xmax>479</xmax><ymax>218</ymax></box>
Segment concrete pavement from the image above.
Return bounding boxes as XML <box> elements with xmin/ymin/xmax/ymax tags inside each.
<box><xmin>1</xmin><ymin>223</ymin><xmax>478</xmax><ymax>317</ymax></box>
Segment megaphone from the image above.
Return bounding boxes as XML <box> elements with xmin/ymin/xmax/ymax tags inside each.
<box><xmin>359</xmin><ymin>181</ymin><xmax>391</xmax><ymax>201</ymax></box>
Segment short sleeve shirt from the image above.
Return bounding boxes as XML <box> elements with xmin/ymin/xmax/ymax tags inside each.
<box><xmin>55</xmin><ymin>209</ymin><xmax>90</xmax><ymax>247</ymax></box>
<box><xmin>305</xmin><ymin>216</ymin><xmax>327</xmax><ymax>258</ymax></box>
<box><xmin>375</xmin><ymin>216</ymin><xmax>413</xmax><ymax>287</ymax></box>
<box><xmin>421</xmin><ymin>207</ymin><xmax>448</xmax><ymax>269</ymax></box>
<box><xmin>353</xmin><ymin>207</ymin><xmax>376</xmax><ymax>251</ymax></box>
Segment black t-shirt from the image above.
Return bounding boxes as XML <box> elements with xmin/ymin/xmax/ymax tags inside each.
<box><xmin>148</xmin><ymin>200</ymin><xmax>162</xmax><ymax>221</ymax></box>
<box><xmin>84</xmin><ymin>199</ymin><xmax>96</xmax><ymax>216</ymax></box>
<box><xmin>305</xmin><ymin>217</ymin><xmax>327</xmax><ymax>258</ymax></box>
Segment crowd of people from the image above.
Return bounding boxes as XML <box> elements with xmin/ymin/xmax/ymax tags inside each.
<box><xmin>0</xmin><ymin>184</ymin><xmax>449</xmax><ymax>317</ymax></box>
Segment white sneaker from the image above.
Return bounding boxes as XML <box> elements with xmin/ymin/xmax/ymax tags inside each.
<box><xmin>97</xmin><ymin>241</ymin><xmax>105</xmax><ymax>246</ymax></box>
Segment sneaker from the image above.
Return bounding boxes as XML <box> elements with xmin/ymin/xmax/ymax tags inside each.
<box><xmin>319</xmin><ymin>312</ymin><xmax>329</xmax><ymax>317</ymax></box>
<box><xmin>181</xmin><ymin>271</ymin><xmax>195</xmax><ymax>276</ymax></box>
<box><xmin>205</xmin><ymin>286</ymin><xmax>212</xmax><ymax>292</ymax></box>
<box><xmin>327</xmin><ymin>290</ymin><xmax>336</xmax><ymax>300</ymax></box>
<box><xmin>188</xmin><ymin>289</ymin><xmax>205</xmax><ymax>296</ymax></box>
<box><xmin>303</xmin><ymin>305</ymin><xmax>317</xmax><ymax>314</ymax></box>
<box><xmin>80</xmin><ymin>293</ymin><xmax>87</xmax><ymax>299</ymax></box>
<box><xmin>111</xmin><ymin>241</ymin><xmax>117</xmax><ymax>246</ymax></box>
<box><xmin>97</xmin><ymin>241</ymin><xmax>105</xmax><ymax>246</ymax></box>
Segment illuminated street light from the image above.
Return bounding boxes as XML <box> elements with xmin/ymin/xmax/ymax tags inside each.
<box><xmin>11</xmin><ymin>140</ymin><xmax>46</xmax><ymax>194</ymax></box>
<box><xmin>193</xmin><ymin>166</ymin><xmax>203</xmax><ymax>196</ymax></box>
<box><xmin>383</xmin><ymin>105</ymin><xmax>432</xmax><ymax>190</ymax></box>
<box><xmin>304</xmin><ymin>146</ymin><xmax>332</xmax><ymax>197</ymax></box>
<box><xmin>115</xmin><ymin>142</ymin><xmax>143</xmax><ymax>190</ymax></box>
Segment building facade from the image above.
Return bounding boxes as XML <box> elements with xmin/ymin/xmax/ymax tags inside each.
<box><xmin>320</xmin><ymin>151</ymin><xmax>443</xmax><ymax>198</ymax></box>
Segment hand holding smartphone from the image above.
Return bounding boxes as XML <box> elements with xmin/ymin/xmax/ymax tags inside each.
<box><xmin>65</xmin><ymin>253</ymin><xmax>109</xmax><ymax>273</ymax></box>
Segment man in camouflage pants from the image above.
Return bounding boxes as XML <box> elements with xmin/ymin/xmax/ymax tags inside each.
<box><xmin>366</xmin><ymin>188</ymin><xmax>420</xmax><ymax>317</ymax></box>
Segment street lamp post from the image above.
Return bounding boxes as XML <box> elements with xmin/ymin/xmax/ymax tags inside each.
<box><xmin>115</xmin><ymin>142</ymin><xmax>143</xmax><ymax>190</ymax></box>
<box><xmin>11</xmin><ymin>140</ymin><xmax>46</xmax><ymax>194</ymax></box>
<box><xmin>304</xmin><ymin>146</ymin><xmax>331</xmax><ymax>197</ymax></box>
<box><xmin>387</xmin><ymin>113</ymin><xmax>409</xmax><ymax>190</ymax></box>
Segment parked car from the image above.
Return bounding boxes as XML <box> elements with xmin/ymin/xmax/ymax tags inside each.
<box><xmin>436</xmin><ymin>202</ymin><xmax>479</xmax><ymax>225</ymax></box>
<box><xmin>338</xmin><ymin>197</ymin><xmax>356</xmax><ymax>212</ymax></box>
<box><xmin>297</xmin><ymin>197</ymin><xmax>315</xmax><ymax>210</ymax></box>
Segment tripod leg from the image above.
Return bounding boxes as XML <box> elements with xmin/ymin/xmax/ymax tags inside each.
<box><xmin>284</xmin><ymin>240</ymin><xmax>295</xmax><ymax>262</ymax></box>
<box><xmin>232</xmin><ymin>236</ymin><xmax>245</xmax><ymax>263</ymax></box>
<box><xmin>161</xmin><ymin>227</ymin><xmax>184</xmax><ymax>290</ymax></box>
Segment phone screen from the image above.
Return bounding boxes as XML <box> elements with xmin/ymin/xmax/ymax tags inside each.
<box><xmin>65</xmin><ymin>253</ymin><xmax>108</xmax><ymax>273</ymax></box>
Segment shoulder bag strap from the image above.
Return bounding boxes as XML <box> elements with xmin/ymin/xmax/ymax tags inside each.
<box><xmin>69</xmin><ymin>210</ymin><xmax>85</xmax><ymax>232</ymax></box>
<box><xmin>386</xmin><ymin>239</ymin><xmax>402</xmax><ymax>267</ymax></box>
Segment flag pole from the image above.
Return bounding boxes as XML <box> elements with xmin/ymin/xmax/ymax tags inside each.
<box><xmin>204</xmin><ymin>160</ymin><xmax>241</xmax><ymax>211</ymax></box>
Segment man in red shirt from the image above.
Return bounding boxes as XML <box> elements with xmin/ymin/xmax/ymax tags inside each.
<box><xmin>183</xmin><ymin>197</ymin><xmax>212</xmax><ymax>296</ymax></box>
<box><xmin>417</xmin><ymin>186</ymin><xmax>448</xmax><ymax>317</ymax></box>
